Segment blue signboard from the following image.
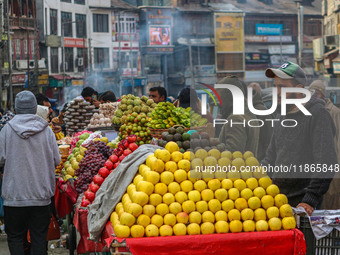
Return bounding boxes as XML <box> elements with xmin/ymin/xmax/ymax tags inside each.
<box><xmin>122</xmin><ymin>78</ymin><xmax>147</xmax><ymax>87</ymax></box>
<box><xmin>256</xmin><ymin>24</ymin><xmax>283</xmax><ymax>35</ymax></box>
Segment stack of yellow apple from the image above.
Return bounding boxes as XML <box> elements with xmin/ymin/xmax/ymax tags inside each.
<box><xmin>110</xmin><ymin>142</ymin><xmax>296</xmax><ymax>238</ymax></box>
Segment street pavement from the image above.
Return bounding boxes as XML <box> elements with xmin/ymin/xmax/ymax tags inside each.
<box><xmin>0</xmin><ymin>234</ymin><xmax>70</xmax><ymax>255</ymax></box>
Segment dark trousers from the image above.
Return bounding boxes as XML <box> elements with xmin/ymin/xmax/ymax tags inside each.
<box><xmin>4</xmin><ymin>205</ymin><xmax>51</xmax><ymax>255</ymax></box>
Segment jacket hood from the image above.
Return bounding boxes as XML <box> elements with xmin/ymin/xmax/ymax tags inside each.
<box><xmin>305</xmin><ymin>90</ymin><xmax>325</xmax><ymax>109</ymax></box>
<box><xmin>8</xmin><ymin>114</ymin><xmax>49</xmax><ymax>139</ymax></box>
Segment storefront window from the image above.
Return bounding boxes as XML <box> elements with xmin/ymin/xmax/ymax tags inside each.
<box><xmin>113</xmin><ymin>52</ymin><xmax>138</xmax><ymax>76</ymax></box>
<box><xmin>77</xmin><ymin>48</ymin><xmax>88</xmax><ymax>72</ymax></box>
<box><xmin>51</xmin><ymin>47</ymin><xmax>59</xmax><ymax>74</ymax></box>
<box><xmin>61</xmin><ymin>12</ymin><xmax>72</xmax><ymax>37</ymax></box>
<box><xmin>76</xmin><ymin>14</ymin><xmax>87</xmax><ymax>38</ymax></box>
<box><xmin>50</xmin><ymin>9</ymin><xmax>58</xmax><ymax>35</ymax></box>
<box><xmin>94</xmin><ymin>48</ymin><xmax>109</xmax><ymax>69</ymax></box>
<box><xmin>93</xmin><ymin>14</ymin><xmax>108</xmax><ymax>33</ymax></box>
<box><xmin>65</xmin><ymin>47</ymin><xmax>74</xmax><ymax>72</ymax></box>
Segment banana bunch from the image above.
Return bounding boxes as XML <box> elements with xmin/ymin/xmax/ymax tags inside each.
<box><xmin>55</xmin><ymin>132</ymin><xmax>65</xmax><ymax>140</ymax></box>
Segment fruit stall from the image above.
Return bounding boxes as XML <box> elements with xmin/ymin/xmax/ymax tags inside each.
<box><xmin>52</xmin><ymin>94</ymin><xmax>307</xmax><ymax>255</ymax></box>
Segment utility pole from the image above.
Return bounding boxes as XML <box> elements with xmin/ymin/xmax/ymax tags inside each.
<box><xmin>33</xmin><ymin>0</ymin><xmax>38</xmax><ymax>94</ymax></box>
<box><xmin>296</xmin><ymin>0</ymin><xmax>303</xmax><ymax>67</ymax></box>
<box><xmin>88</xmin><ymin>38</ymin><xmax>92</xmax><ymax>75</ymax></box>
<box><xmin>0</xmin><ymin>0</ymin><xmax>3</xmax><ymax>108</ymax></box>
<box><xmin>129</xmin><ymin>29</ymin><xmax>134</xmax><ymax>95</ymax></box>
<box><xmin>118</xmin><ymin>12</ymin><xmax>122</xmax><ymax>97</ymax></box>
<box><xmin>6</xmin><ymin>0</ymin><xmax>13</xmax><ymax>110</ymax></box>
<box><xmin>188</xmin><ymin>39</ymin><xmax>195</xmax><ymax>90</ymax></box>
<box><xmin>26</xmin><ymin>0</ymin><xmax>30</xmax><ymax>89</ymax></box>
<box><xmin>62</xmin><ymin>22</ymin><xmax>66</xmax><ymax>88</ymax></box>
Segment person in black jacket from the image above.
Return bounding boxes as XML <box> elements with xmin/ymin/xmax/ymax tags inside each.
<box><xmin>248</xmin><ymin>83</ymin><xmax>274</xmax><ymax>161</ymax></box>
<box><xmin>262</xmin><ymin>62</ymin><xmax>337</xmax><ymax>215</ymax></box>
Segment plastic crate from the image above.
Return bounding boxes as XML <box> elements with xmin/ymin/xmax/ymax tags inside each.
<box><xmin>298</xmin><ymin>215</ymin><xmax>340</xmax><ymax>255</ymax></box>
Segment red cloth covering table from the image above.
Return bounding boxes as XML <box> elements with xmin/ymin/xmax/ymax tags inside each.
<box><xmin>75</xmin><ymin>207</ymin><xmax>306</xmax><ymax>255</ymax></box>
<box><xmin>111</xmin><ymin>229</ymin><xmax>306</xmax><ymax>255</ymax></box>
<box><xmin>73</xmin><ymin>208</ymin><xmax>113</xmax><ymax>254</ymax></box>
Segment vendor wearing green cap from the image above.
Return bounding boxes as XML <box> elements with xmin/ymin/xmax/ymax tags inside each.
<box><xmin>262</xmin><ymin>62</ymin><xmax>337</xmax><ymax>215</ymax></box>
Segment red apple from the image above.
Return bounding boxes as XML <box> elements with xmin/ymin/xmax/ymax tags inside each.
<box><xmin>104</xmin><ymin>160</ymin><xmax>114</xmax><ymax>170</ymax></box>
<box><xmin>81</xmin><ymin>199</ymin><xmax>91</xmax><ymax>207</ymax></box>
<box><xmin>128</xmin><ymin>135</ymin><xmax>137</xmax><ymax>143</ymax></box>
<box><xmin>89</xmin><ymin>182</ymin><xmax>100</xmax><ymax>193</ymax></box>
<box><xmin>113</xmin><ymin>162</ymin><xmax>120</xmax><ymax>169</ymax></box>
<box><xmin>109</xmin><ymin>154</ymin><xmax>119</xmax><ymax>163</ymax></box>
<box><xmin>93</xmin><ymin>175</ymin><xmax>104</xmax><ymax>186</ymax></box>
<box><xmin>85</xmin><ymin>190</ymin><xmax>96</xmax><ymax>202</ymax></box>
<box><xmin>128</xmin><ymin>143</ymin><xmax>138</xmax><ymax>152</ymax></box>
<box><xmin>99</xmin><ymin>167</ymin><xmax>110</xmax><ymax>178</ymax></box>
<box><xmin>123</xmin><ymin>149</ymin><xmax>132</xmax><ymax>156</ymax></box>
<box><xmin>119</xmin><ymin>155</ymin><xmax>126</xmax><ymax>162</ymax></box>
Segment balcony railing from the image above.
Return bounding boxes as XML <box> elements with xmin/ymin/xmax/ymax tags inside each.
<box><xmin>10</xmin><ymin>16</ymin><xmax>35</xmax><ymax>29</ymax></box>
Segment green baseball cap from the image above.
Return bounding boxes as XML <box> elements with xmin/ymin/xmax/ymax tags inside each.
<box><xmin>265</xmin><ymin>62</ymin><xmax>307</xmax><ymax>86</ymax></box>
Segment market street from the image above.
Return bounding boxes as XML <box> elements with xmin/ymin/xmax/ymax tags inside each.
<box><xmin>1</xmin><ymin>0</ymin><xmax>340</xmax><ymax>254</ymax></box>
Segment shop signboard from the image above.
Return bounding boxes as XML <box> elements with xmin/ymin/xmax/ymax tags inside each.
<box><xmin>149</xmin><ymin>26</ymin><xmax>171</xmax><ymax>46</ymax></box>
<box><xmin>214</xmin><ymin>12</ymin><xmax>245</xmax><ymax>75</ymax></box>
<box><xmin>256</xmin><ymin>24</ymin><xmax>283</xmax><ymax>35</ymax></box>
<box><xmin>72</xmin><ymin>80</ymin><xmax>84</xmax><ymax>86</ymax></box>
<box><xmin>12</xmin><ymin>74</ymin><xmax>26</xmax><ymax>84</ymax></box>
<box><xmin>313</xmin><ymin>38</ymin><xmax>324</xmax><ymax>61</ymax></box>
<box><xmin>215</xmin><ymin>14</ymin><xmax>244</xmax><ymax>52</ymax></box>
<box><xmin>146</xmin><ymin>8</ymin><xmax>173</xmax><ymax>53</ymax></box>
<box><xmin>333</xmin><ymin>62</ymin><xmax>340</xmax><ymax>74</ymax></box>
<box><xmin>64</xmin><ymin>38</ymin><xmax>87</xmax><ymax>48</ymax></box>
<box><xmin>245</xmin><ymin>35</ymin><xmax>292</xmax><ymax>43</ymax></box>
<box><xmin>143</xmin><ymin>46</ymin><xmax>174</xmax><ymax>54</ymax></box>
<box><xmin>122</xmin><ymin>78</ymin><xmax>147</xmax><ymax>87</ymax></box>
<box><xmin>245</xmin><ymin>53</ymin><xmax>270</xmax><ymax>64</ymax></box>
<box><xmin>268</xmin><ymin>45</ymin><xmax>296</xmax><ymax>54</ymax></box>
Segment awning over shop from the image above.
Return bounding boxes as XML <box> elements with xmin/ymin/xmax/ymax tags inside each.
<box><xmin>177</xmin><ymin>38</ymin><xmax>214</xmax><ymax>47</ymax></box>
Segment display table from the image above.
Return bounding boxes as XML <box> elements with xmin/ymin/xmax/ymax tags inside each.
<box><xmin>74</xmin><ymin>207</ymin><xmax>306</xmax><ymax>255</ymax></box>
<box><xmin>111</xmin><ymin>229</ymin><xmax>306</xmax><ymax>255</ymax></box>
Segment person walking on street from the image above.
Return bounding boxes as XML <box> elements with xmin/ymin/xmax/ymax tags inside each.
<box><xmin>262</xmin><ymin>62</ymin><xmax>337</xmax><ymax>215</ymax></box>
<box><xmin>0</xmin><ymin>91</ymin><xmax>61</xmax><ymax>255</ymax></box>
<box><xmin>310</xmin><ymin>80</ymin><xmax>340</xmax><ymax>210</ymax></box>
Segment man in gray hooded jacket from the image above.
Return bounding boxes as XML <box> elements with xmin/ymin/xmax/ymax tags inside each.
<box><xmin>0</xmin><ymin>91</ymin><xmax>60</xmax><ymax>255</ymax></box>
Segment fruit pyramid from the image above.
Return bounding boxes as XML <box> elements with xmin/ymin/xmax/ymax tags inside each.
<box><xmin>111</xmin><ymin>142</ymin><xmax>296</xmax><ymax>238</ymax></box>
